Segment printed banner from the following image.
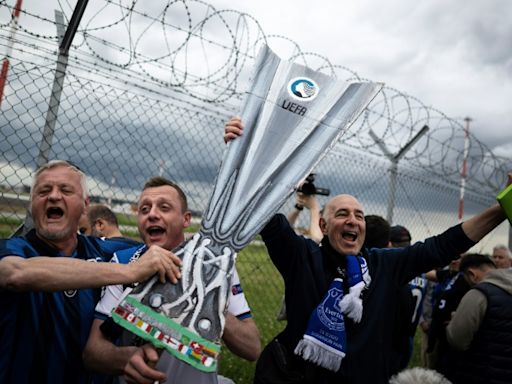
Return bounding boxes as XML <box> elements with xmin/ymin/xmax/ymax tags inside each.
<box><xmin>112</xmin><ymin>45</ymin><xmax>382</xmax><ymax>372</ymax></box>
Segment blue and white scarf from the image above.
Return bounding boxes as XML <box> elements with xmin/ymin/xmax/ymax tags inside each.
<box><xmin>294</xmin><ymin>255</ymin><xmax>371</xmax><ymax>371</ymax></box>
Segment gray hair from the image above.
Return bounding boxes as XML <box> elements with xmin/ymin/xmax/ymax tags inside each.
<box><xmin>493</xmin><ymin>244</ymin><xmax>512</xmax><ymax>259</ymax></box>
<box><xmin>389</xmin><ymin>367</ymin><xmax>452</xmax><ymax>384</ymax></box>
<box><xmin>30</xmin><ymin>160</ymin><xmax>89</xmax><ymax>199</ymax></box>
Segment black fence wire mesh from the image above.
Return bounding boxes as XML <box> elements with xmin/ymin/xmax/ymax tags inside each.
<box><xmin>0</xmin><ymin>1</ymin><xmax>510</xmax><ymax>381</ymax></box>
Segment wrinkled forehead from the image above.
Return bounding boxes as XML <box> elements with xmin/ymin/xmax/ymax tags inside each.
<box><xmin>35</xmin><ymin>165</ymin><xmax>82</xmax><ymax>187</ymax></box>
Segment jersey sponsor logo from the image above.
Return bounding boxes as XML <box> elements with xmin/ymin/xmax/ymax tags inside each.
<box><xmin>231</xmin><ymin>284</ymin><xmax>244</xmax><ymax>296</ymax></box>
<box><xmin>287</xmin><ymin>77</ymin><xmax>319</xmax><ymax>101</ymax></box>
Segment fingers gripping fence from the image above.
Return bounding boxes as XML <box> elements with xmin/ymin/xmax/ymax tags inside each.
<box><xmin>0</xmin><ymin>0</ymin><xmax>511</xmax><ymax>381</ymax></box>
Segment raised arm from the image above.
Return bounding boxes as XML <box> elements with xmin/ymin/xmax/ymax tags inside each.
<box><xmin>303</xmin><ymin>194</ymin><xmax>323</xmax><ymax>243</ymax></box>
<box><xmin>0</xmin><ymin>244</ymin><xmax>181</xmax><ymax>291</ymax></box>
<box><xmin>461</xmin><ymin>203</ymin><xmax>507</xmax><ymax>242</ymax></box>
<box><xmin>461</xmin><ymin>172</ymin><xmax>511</xmax><ymax>241</ymax></box>
<box><xmin>287</xmin><ymin>193</ymin><xmax>304</xmax><ymax>227</ymax></box>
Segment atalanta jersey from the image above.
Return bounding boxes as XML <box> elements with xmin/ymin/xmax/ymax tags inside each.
<box><xmin>0</xmin><ymin>230</ymin><xmax>140</xmax><ymax>384</ymax></box>
<box><xmin>408</xmin><ymin>273</ymin><xmax>428</xmax><ymax>330</ymax></box>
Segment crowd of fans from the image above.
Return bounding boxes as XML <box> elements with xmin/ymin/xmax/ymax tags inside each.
<box><xmin>0</xmin><ymin>119</ymin><xmax>510</xmax><ymax>384</ymax></box>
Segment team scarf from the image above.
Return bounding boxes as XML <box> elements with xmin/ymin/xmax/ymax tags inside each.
<box><xmin>294</xmin><ymin>251</ymin><xmax>371</xmax><ymax>371</ymax></box>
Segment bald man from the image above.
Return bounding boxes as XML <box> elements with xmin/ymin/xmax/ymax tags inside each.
<box><xmin>256</xmin><ymin>194</ymin><xmax>506</xmax><ymax>384</ymax></box>
<box><xmin>223</xmin><ymin>117</ymin><xmax>510</xmax><ymax>384</ymax></box>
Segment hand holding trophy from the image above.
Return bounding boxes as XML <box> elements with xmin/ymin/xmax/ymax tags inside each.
<box><xmin>112</xmin><ymin>45</ymin><xmax>382</xmax><ymax>372</ymax></box>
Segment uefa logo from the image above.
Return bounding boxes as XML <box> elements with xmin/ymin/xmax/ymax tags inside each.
<box><xmin>287</xmin><ymin>77</ymin><xmax>319</xmax><ymax>101</ymax></box>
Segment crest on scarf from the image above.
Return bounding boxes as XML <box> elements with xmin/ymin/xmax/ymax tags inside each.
<box><xmin>317</xmin><ymin>283</ymin><xmax>345</xmax><ymax>332</ymax></box>
<box><xmin>294</xmin><ymin>257</ymin><xmax>371</xmax><ymax>371</ymax></box>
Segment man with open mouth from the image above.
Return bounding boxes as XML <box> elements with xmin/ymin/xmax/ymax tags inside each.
<box><xmin>83</xmin><ymin>176</ymin><xmax>261</xmax><ymax>384</ymax></box>
<box><xmin>0</xmin><ymin>160</ymin><xmax>181</xmax><ymax>384</ymax></box>
<box><xmin>223</xmin><ymin>117</ymin><xmax>511</xmax><ymax>384</ymax></box>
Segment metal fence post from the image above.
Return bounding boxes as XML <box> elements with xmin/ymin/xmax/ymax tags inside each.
<box><xmin>36</xmin><ymin>0</ymin><xmax>89</xmax><ymax>166</ymax></box>
<box><xmin>369</xmin><ymin>125</ymin><xmax>429</xmax><ymax>224</ymax></box>
<box><xmin>35</xmin><ymin>11</ymin><xmax>68</xmax><ymax>167</ymax></box>
<box><xmin>14</xmin><ymin>2</ymin><xmax>89</xmax><ymax>237</ymax></box>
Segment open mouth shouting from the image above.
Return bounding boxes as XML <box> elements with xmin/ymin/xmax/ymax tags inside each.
<box><xmin>145</xmin><ymin>225</ymin><xmax>167</xmax><ymax>244</ymax></box>
<box><xmin>342</xmin><ymin>230</ymin><xmax>358</xmax><ymax>243</ymax></box>
<box><xmin>46</xmin><ymin>206</ymin><xmax>64</xmax><ymax>221</ymax></box>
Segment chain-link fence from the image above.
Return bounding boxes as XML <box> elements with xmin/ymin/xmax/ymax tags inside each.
<box><xmin>1</xmin><ymin>0</ymin><xmax>511</xmax><ymax>382</ymax></box>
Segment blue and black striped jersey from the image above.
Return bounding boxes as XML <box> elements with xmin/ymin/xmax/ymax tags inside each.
<box><xmin>0</xmin><ymin>230</ymin><xmax>140</xmax><ymax>384</ymax></box>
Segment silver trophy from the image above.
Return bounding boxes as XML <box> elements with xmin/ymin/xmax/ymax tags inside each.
<box><xmin>112</xmin><ymin>45</ymin><xmax>382</xmax><ymax>372</ymax></box>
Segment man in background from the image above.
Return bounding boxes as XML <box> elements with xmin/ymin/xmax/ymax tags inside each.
<box><xmin>363</xmin><ymin>215</ymin><xmax>390</xmax><ymax>249</ymax></box>
<box><xmin>390</xmin><ymin>225</ymin><xmax>428</xmax><ymax>371</ymax></box>
<box><xmin>86</xmin><ymin>204</ymin><xmax>124</xmax><ymax>238</ymax></box>
<box><xmin>491</xmin><ymin>244</ymin><xmax>511</xmax><ymax>269</ymax></box>
<box><xmin>0</xmin><ymin>160</ymin><xmax>181</xmax><ymax>384</ymax></box>
<box><xmin>446</xmin><ymin>253</ymin><xmax>512</xmax><ymax>383</ymax></box>
<box><xmin>79</xmin><ymin>204</ymin><xmax>120</xmax><ymax>237</ymax></box>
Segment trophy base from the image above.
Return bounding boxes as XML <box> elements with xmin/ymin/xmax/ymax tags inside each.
<box><xmin>112</xmin><ymin>295</ymin><xmax>221</xmax><ymax>372</ymax></box>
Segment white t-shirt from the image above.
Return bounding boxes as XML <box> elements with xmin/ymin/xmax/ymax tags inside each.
<box><xmin>95</xmin><ymin>263</ymin><xmax>251</xmax><ymax>384</ymax></box>
<box><xmin>95</xmin><ymin>268</ymin><xmax>250</xmax><ymax>319</ymax></box>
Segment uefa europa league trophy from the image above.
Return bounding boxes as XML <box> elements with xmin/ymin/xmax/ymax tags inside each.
<box><xmin>111</xmin><ymin>45</ymin><xmax>382</xmax><ymax>372</ymax></box>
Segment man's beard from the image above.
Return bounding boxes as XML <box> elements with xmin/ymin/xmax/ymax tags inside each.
<box><xmin>38</xmin><ymin>226</ymin><xmax>74</xmax><ymax>242</ymax></box>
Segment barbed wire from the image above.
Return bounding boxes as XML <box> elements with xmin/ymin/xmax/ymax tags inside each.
<box><xmin>0</xmin><ymin>0</ymin><xmax>509</xmax><ymax>197</ymax></box>
<box><xmin>1</xmin><ymin>5</ymin><xmax>509</xmax><ymax>379</ymax></box>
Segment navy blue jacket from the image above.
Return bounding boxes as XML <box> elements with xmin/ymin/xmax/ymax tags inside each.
<box><xmin>448</xmin><ymin>282</ymin><xmax>512</xmax><ymax>384</ymax></box>
<box><xmin>257</xmin><ymin>214</ymin><xmax>475</xmax><ymax>384</ymax></box>
<box><xmin>0</xmin><ymin>230</ymin><xmax>139</xmax><ymax>384</ymax></box>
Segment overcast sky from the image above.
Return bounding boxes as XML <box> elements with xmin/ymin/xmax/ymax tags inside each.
<box><xmin>10</xmin><ymin>0</ymin><xmax>512</xmax><ymax>158</ymax></box>
<box><xmin>211</xmin><ymin>0</ymin><xmax>512</xmax><ymax>158</ymax></box>
<box><xmin>5</xmin><ymin>0</ymin><xmax>512</xmax><ymax>184</ymax></box>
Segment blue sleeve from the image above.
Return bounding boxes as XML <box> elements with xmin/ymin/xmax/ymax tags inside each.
<box><xmin>236</xmin><ymin>312</ymin><xmax>252</xmax><ymax>320</ymax></box>
<box><xmin>91</xmin><ymin>237</ymin><xmax>143</xmax><ymax>262</ymax></box>
<box><xmin>261</xmin><ymin>214</ymin><xmax>318</xmax><ymax>280</ymax></box>
<box><xmin>0</xmin><ymin>237</ymin><xmax>31</xmax><ymax>259</ymax></box>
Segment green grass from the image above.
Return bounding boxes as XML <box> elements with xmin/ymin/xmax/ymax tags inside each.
<box><xmin>1</xmin><ymin>212</ymin><xmax>424</xmax><ymax>382</ymax></box>
<box><xmin>116</xmin><ymin>213</ymin><xmax>138</xmax><ymax>226</ymax></box>
<box><xmin>218</xmin><ymin>242</ymin><xmax>285</xmax><ymax>383</ymax></box>
<box><xmin>0</xmin><ymin>215</ymin><xmax>23</xmax><ymax>237</ymax></box>
<box><xmin>409</xmin><ymin>330</ymin><xmax>422</xmax><ymax>368</ymax></box>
